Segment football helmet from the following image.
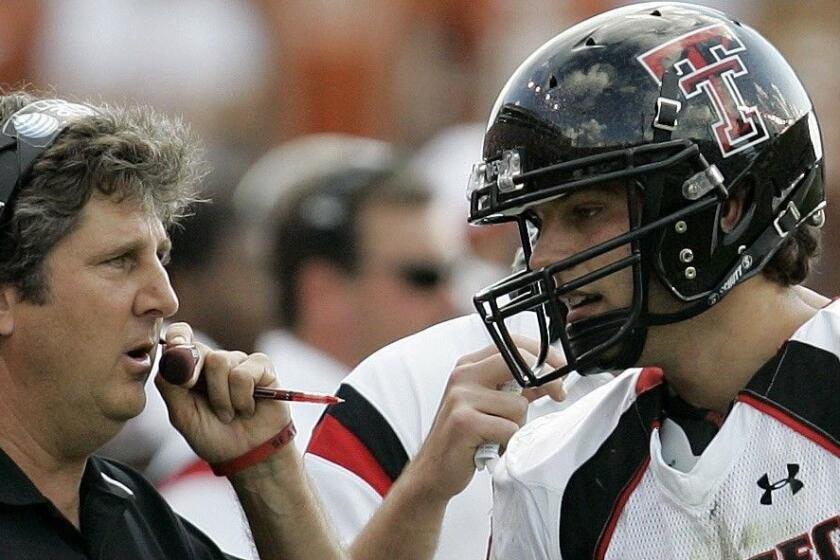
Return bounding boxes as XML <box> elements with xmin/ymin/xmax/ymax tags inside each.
<box><xmin>467</xmin><ymin>3</ymin><xmax>825</xmax><ymax>386</ymax></box>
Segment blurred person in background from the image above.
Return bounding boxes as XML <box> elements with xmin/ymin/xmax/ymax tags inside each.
<box><xmin>411</xmin><ymin>123</ymin><xmax>523</xmax><ymax>314</ymax></box>
<box><xmin>152</xmin><ymin>139</ymin><xmax>458</xmax><ymax>559</ymax></box>
<box><xmin>166</xmin><ymin>195</ymin><xmax>273</xmax><ymax>356</ymax></box>
<box><xmin>250</xmin><ymin>136</ymin><xmax>459</xmax><ymax>446</ymax></box>
<box><xmin>216</xmin><ymin>132</ymin><xmax>461</xmax><ymax>470</ymax></box>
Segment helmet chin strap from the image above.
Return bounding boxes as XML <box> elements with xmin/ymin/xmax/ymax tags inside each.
<box><xmin>566</xmin><ymin>310</ymin><xmax>649</xmax><ymax>374</ymax></box>
<box><xmin>565</xmin><ymin>246</ymin><xmax>659</xmax><ymax>375</ymax></box>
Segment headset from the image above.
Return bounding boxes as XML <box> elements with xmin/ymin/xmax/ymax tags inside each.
<box><xmin>0</xmin><ymin>99</ymin><xmax>96</xmax><ymax>221</ymax></box>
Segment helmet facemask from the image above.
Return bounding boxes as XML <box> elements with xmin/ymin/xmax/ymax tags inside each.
<box><xmin>470</xmin><ymin>138</ymin><xmax>729</xmax><ymax>387</ymax></box>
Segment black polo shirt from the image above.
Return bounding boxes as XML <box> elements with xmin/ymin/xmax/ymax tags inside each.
<box><xmin>0</xmin><ymin>447</ymin><xmax>241</xmax><ymax>559</ymax></box>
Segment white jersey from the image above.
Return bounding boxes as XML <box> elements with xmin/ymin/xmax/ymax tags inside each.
<box><xmin>305</xmin><ymin>313</ymin><xmax>614</xmax><ymax>559</ymax></box>
<box><xmin>491</xmin><ymin>300</ymin><xmax>840</xmax><ymax>560</ymax></box>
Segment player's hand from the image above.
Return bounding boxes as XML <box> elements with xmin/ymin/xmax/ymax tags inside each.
<box><xmin>155</xmin><ymin>322</ymin><xmax>292</xmax><ymax>465</ymax></box>
<box><xmin>408</xmin><ymin>337</ymin><xmax>566</xmax><ymax>502</ymax></box>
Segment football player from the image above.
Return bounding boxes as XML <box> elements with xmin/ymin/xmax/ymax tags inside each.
<box><xmin>470</xmin><ymin>3</ymin><xmax>835</xmax><ymax>559</ymax></box>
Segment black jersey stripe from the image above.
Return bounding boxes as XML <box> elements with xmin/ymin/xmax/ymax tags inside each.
<box><xmin>310</xmin><ymin>384</ymin><xmax>409</xmax><ymax>483</ymax></box>
<box><xmin>559</xmin><ymin>370</ymin><xmax>664</xmax><ymax>559</ymax></box>
<box><xmin>741</xmin><ymin>340</ymin><xmax>840</xmax><ymax>449</ymax></box>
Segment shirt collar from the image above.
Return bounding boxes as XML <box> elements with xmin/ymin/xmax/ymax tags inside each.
<box><xmin>0</xmin><ymin>445</ymin><xmax>50</xmax><ymax>506</ymax></box>
<box><xmin>82</xmin><ymin>456</ymin><xmax>136</xmax><ymax>501</ymax></box>
<box><xmin>0</xmin><ymin>446</ymin><xmax>135</xmax><ymax>507</ymax></box>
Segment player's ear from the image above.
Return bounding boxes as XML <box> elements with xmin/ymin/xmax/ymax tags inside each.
<box><xmin>0</xmin><ymin>284</ymin><xmax>18</xmax><ymax>336</ymax></box>
<box><xmin>720</xmin><ymin>182</ymin><xmax>751</xmax><ymax>234</ymax></box>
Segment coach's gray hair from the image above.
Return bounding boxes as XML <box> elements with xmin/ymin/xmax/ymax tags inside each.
<box><xmin>0</xmin><ymin>90</ymin><xmax>206</xmax><ymax>303</ymax></box>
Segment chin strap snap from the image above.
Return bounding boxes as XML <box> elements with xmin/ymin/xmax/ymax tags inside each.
<box><xmin>653</xmin><ymin>67</ymin><xmax>682</xmax><ymax>142</ymax></box>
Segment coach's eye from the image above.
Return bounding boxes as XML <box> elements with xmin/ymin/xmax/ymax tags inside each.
<box><xmin>106</xmin><ymin>253</ymin><xmax>135</xmax><ymax>270</ymax></box>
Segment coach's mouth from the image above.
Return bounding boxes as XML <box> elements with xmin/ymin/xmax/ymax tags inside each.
<box><xmin>122</xmin><ymin>340</ymin><xmax>157</xmax><ymax>373</ymax></box>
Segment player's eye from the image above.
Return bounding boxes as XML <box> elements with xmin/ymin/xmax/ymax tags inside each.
<box><xmin>524</xmin><ymin>212</ymin><xmax>541</xmax><ymax>242</ymax></box>
<box><xmin>570</xmin><ymin>203</ymin><xmax>604</xmax><ymax>220</ymax></box>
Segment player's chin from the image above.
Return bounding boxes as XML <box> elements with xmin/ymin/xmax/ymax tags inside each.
<box><xmin>598</xmin><ymin>341</ymin><xmax>626</xmax><ymax>364</ymax></box>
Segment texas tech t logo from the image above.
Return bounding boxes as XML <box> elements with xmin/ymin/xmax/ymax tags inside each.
<box><xmin>638</xmin><ymin>23</ymin><xmax>769</xmax><ymax>158</ymax></box>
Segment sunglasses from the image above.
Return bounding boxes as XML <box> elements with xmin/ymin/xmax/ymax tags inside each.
<box><xmin>369</xmin><ymin>261</ymin><xmax>451</xmax><ymax>290</ymax></box>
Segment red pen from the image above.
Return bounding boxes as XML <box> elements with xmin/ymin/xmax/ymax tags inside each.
<box><xmin>158</xmin><ymin>339</ymin><xmax>343</xmax><ymax>405</ymax></box>
<box><xmin>252</xmin><ymin>387</ymin><xmax>343</xmax><ymax>405</ymax></box>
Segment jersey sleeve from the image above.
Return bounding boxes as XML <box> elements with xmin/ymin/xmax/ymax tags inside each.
<box><xmin>304</xmin><ymin>454</ymin><xmax>384</xmax><ymax>546</ymax></box>
<box><xmin>303</xmin><ymin>316</ymin><xmax>486</xmax><ymax>547</ymax></box>
<box><xmin>304</xmin><ymin>350</ymin><xmax>418</xmax><ymax>546</ymax></box>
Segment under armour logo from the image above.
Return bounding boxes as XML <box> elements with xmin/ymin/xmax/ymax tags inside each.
<box><xmin>757</xmin><ymin>463</ymin><xmax>804</xmax><ymax>505</ymax></box>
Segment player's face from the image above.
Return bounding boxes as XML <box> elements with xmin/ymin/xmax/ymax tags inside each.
<box><xmin>6</xmin><ymin>195</ymin><xmax>178</xmax><ymax>445</ymax></box>
<box><xmin>528</xmin><ymin>183</ymin><xmax>634</xmax><ymax>328</ymax></box>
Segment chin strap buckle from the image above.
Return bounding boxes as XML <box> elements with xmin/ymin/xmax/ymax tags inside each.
<box><xmin>773</xmin><ymin>200</ymin><xmax>801</xmax><ymax>239</ymax></box>
<box><xmin>652</xmin><ymin>66</ymin><xmax>682</xmax><ymax>141</ymax></box>
<box><xmin>654</xmin><ymin>97</ymin><xmax>682</xmax><ymax>132</ymax></box>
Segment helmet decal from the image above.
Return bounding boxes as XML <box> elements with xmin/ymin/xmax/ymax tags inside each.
<box><xmin>637</xmin><ymin>23</ymin><xmax>769</xmax><ymax>158</ymax></box>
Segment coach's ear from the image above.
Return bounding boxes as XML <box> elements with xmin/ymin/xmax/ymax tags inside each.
<box><xmin>0</xmin><ymin>285</ymin><xmax>17</xmax><ymax>336</ymax></box>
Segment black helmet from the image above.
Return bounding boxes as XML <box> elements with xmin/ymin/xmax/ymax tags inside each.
<box><xmin>467</xmin><ymin>2</ymin><xmax>826</xmax><ymax>386</ymax></box>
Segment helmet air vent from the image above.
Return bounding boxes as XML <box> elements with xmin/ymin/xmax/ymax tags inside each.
<box><xmin>572</xmin><ymin>34</ymin><xmax>602</xmax><ymax>52</ymax></box>
<box><xmin>650</xmin><ymin>9</ymin><xmax>662</xmax><ymax>17</ymax></box>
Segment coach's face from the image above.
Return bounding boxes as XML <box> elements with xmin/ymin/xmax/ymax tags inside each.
<box><xmin>2</xmin><ymin>194</ymin><xmax>178</xmax><ymax>445</ymax></box>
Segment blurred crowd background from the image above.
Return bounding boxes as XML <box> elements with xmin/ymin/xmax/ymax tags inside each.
<box><xmin>2</xmin><ymin>1</ymin><xmax>836</xmax><ymax>557</ymax></box>
<box><xmin>2</xmin><ymin>0</ymin><xmax>836</xmax><ymax>323</ymax></box>
<box><xmin>0</xmin><ymin>0</ymin><xmax>835</xmax><ymax>434</ymax></box>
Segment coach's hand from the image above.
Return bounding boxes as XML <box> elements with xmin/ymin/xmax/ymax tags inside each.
<box><xmin>155</xmin><ymin>322</ymin><xmax>292</xmax><ymax>465</ymax></box>
<box><xmin>407</xmin><ymin>337</ymin><xmax>566</xmax><ymax>501</ymax></box>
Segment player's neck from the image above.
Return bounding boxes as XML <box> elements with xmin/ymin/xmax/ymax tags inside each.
<box><xmin>643</xmin><ymin>280</ymin><xmax>829</xmax><ymax>414</ymax></box>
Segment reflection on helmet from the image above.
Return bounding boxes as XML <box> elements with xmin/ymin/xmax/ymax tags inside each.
<box><xmin>467</xmin><ymin>2</ymin><xmax>825</xmax><ymax>387</ymax></box>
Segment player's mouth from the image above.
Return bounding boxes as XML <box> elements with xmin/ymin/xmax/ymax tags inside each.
<box><xmin>563</xmin><ymin>291</ymin><xmax>604</xmax><ymax>324</ymax></box>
